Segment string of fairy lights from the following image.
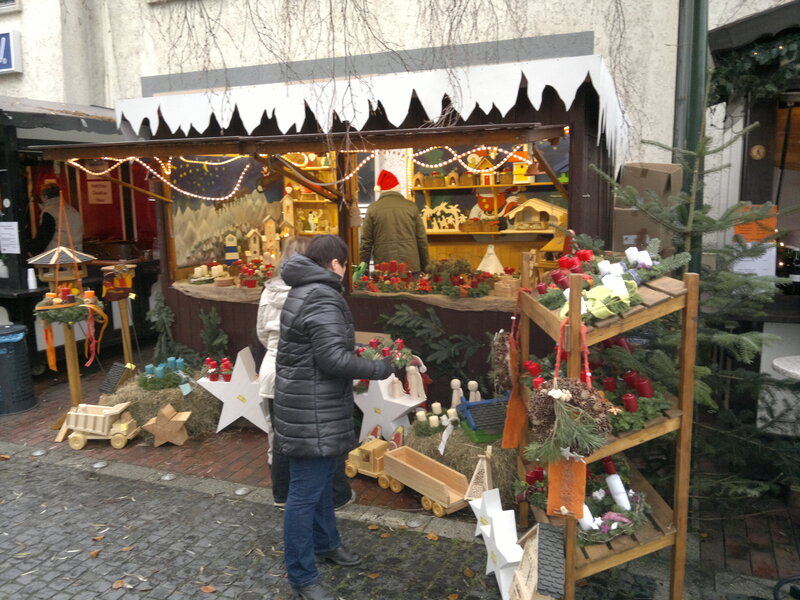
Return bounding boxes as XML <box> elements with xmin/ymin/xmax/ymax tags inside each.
<box><xmin>65</xmin><ymin>144</ymin><xmax>544</xmax><ymax>202</ymax></box>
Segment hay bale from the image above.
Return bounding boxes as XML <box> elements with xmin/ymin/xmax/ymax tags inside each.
<box><xmin>407</xmin><ymin>427</ymin><xmax>518</xmax><ymax>508</ymax></box>
<box><xmin>99</xmin><ymin>379</ymin><xmax>222</xmax><ymax>440</ymax></box>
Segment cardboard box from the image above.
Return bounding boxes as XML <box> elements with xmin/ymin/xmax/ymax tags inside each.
<box><xmin>618</xmin><ymin>162</ymin><xmax>683</xmax><ymax>206</ymax></box>
<box><xmin>612</xmin><ymin>207</ymin><xmax>675</xmax><ymax>254</ymax></box>
<box><xmin>612</xmin><ymin>163</ymin><xmax>683</xmax><ymax>254</ymax></box>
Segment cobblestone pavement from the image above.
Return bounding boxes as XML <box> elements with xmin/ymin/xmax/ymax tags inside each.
<box><xmin>1</xmin><ymin>444</ymin><xmax>505</xmax><ymax>600</ymax></box>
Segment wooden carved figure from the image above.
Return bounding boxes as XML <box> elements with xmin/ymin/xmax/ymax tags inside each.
<box><xmin>451</xmin><ymin>378</ymin><xmax>462</xmax><ymax>408</ymax></box>
<box><xmin>406</xmin><ymin>365</ymin><xmax>426</xmax><ymax>402</ymax></box>
<box><xmin>388</xmin><ymin>374</ymin><xmax>404</xmax><ymax>398</ymax></box>
<box><xmin>413</xmin><ymin>172</ymin><xmax>425</xmax><ymax>188</ymax></box>
<box><xmin>468</xmin><ymin>380</ymin><xmax>481</xmax><ymax>403</ymax></box>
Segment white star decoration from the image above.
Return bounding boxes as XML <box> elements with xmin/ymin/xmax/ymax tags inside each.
<box><xmin>197</xmin><ymin>347</ymin><xmax>269</xmax><ymax>435</ymax></box>
<box><xmin>469</xmin><ymin>488</ymin><xmax>523</xmax><ymax>600</ymax></box>
<box><xmin>353</xmin><ymin>374</ymin><xmax>425</xmax><ymax>443</ymax></box>
<box><xmin>469</xmin><ymin>487</ymin><xmax>503</xmax><ymax>538</ymax></box>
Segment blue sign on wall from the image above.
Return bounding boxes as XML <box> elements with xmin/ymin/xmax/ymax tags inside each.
<box><xmin>0</xmin><ymin>31</ymin><xmax>22</xmax><ymax>74</ymax></box>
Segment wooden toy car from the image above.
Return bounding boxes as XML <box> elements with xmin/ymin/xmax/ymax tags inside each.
<box><xmin>384</xmin><ymin>446</ymin><xmax>469</xmax><ymax>517</ymax></box>
<box><xmin>66</xmin><ymin>401</ymin><xmax>141</xmax><ymax>450</ymax></box>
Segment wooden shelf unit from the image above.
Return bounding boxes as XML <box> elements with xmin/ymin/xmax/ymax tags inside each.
<box><xmin>517</xmin><ymin>253</ymin><xmax>699</xmax><ymax>600</ymax></box>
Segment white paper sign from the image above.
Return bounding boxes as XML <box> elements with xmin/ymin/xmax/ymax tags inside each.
<box><xmin>0</xmin><ymin>221</ymin><xmax>20</xmax><ymax>254</ymax></box>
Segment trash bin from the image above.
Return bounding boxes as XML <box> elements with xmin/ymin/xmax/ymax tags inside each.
<box><xmin>0</xmin><ymin>324</ymin><xmax>37</xmax><ymax>415</ymax></box>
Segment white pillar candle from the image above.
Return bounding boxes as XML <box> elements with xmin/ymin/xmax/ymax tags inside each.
<box><xmin>601</xmin><ymin>274</ymin><xmax>629</xmax><ymax>299</ymax></box>
<box><xmin>577</xmin><ymin>503</ymin><xmax>596</xmax><ymax>531</ymax></box>
<box><xmin>431</xmin><ymin>402</ymin><xmax>442</xmax><ymax>415</ymax></box>
<box><xmin>193</xmin><ymin>267</ymin><xmax>203</xmax><ymax>278</ymax></box>
<box><xmin>637</xmin><ymin>249</ymin><xmax>653</xmax><ymax>267</ymax></box>
<box><xmin>597</xmin><ymin>259</ymin><xmax>612</xmax><ymax>276</ymax></box>
<box><xmin>416</xmin><ymin>409</ymin><xmax>427</xmax><ymax>423</ymax></box>
<box><xmin>625</xmin><ymin>246</ymin><xmax>640</xmax><ymax>265</ymax></box>
<box><xmin>428</xmin><ymin>415</ymin><xmax>440</xmax><ymax>428</ymax></box>
<box><xmin>447</xmin><ymin>408</ymin><xmax>458</xmax><ymax>420</ymax></box>
<box><xmin>201</xmin><ymin>265</ymin><xmax>209</xmax><ymax>277</ymax></box>
<box><xmin>606</xmin><ymin>473</ymin><xmax>632</xmax><ymax>511</ymax></box>
<box><xmin>608</xmin><ymin>262</ymin><xmax>625</xmax><ymax>276</ymax></box>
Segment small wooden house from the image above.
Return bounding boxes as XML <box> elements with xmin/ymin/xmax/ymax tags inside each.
<box><xmin>413</xmin><ymin>172</ymin><xmax>426</xmax><ymax>188</ymax></box>
<box><xmin>504</xmin><ymin>197</ymin><xmax>568</xmax><ymax>231</ymax></box>
<box><xmin>446</xmin><ymin>169</ymin><xmax>459</xmax><ymax>186</ymax></box>
<box><xmin>245</xmin><ymin>229</ymin><xmax>262</xmax><ymax>257</ymax></box>
<box><xmin>475</xmin><ymin>156</ymin><xmax>496</xmax><ymax>186</ymax></box>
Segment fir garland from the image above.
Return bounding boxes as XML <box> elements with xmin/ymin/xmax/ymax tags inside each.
<box><xmin>710</xmin><ymin>30</ymin><xmax>800</xmax><ymax>105</ymax></box>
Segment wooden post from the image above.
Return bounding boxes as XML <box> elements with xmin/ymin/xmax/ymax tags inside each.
<box><xmin>117</xmin><ymin>299</ymin><xmax>134</xmax><ymax>366</ymax></box>
<box><xmin>670</xmin><ymin>272</ymin><xmax>699</xmax><ymax>600</ymax></box>
<box><xmin>52</xmin><ymin>322</ymin><xmax>83</xmax><ymax>430</ymax></box>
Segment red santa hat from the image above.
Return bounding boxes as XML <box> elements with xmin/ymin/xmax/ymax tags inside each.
<box><xmin>374</xmin><ymin>169</ymin><xmax>400</xmax><ymax>192</ymax></box>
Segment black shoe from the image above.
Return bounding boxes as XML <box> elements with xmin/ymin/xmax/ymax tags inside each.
<box><xmin>333</xmin><ymin>490</ymin><xmax>357</xmax><ymax>511</ymax></box>
<box><xmin>316</xmin><ymin>545</ymin><xmax>362</xmax><ymax>566</ymax></box>
<box><xmin>293</xmin><ymin>583</ymin><xmax>336</xmax><ymax>600</ymax></box>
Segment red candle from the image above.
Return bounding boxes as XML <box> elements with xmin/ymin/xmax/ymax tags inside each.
<box><xmin>533</xmin><ymin>376</ymin><xmax>545</xmax><ymax>390</ymax></box>
<box><xmin>60</xmin><ymin>287</ymin><xmax>70</xmax><ymax>301</ymax></box>
<box><xmin>536</xmin><ymin>282</ymin><xmax>548</xmax><ymax>295</ymax></box>
<box><xmin>602</xmin><ymin>377</ymin><xmax>618</xmax><ymax>392</ymax></box>
<box><xmin>556</xmin><ymin>277</ymin><xmax>570</xmax><ymax>290</ymax></box>
<box><xmin>557</xmin><ymin>256</ymin><xmax>575</xmax><ymax>270</ymax></box>
<box><xmin>569</xmin><ymin>263</ymin><xmax>583</xmax><ymax>274</ymax></box>
<box><xmin>622</xmin><ymin>393</ymin><xmax>638</xmax><ymax>412</ymax></box>
<box><xmin>580</xmin><ymin>370</ymin><xmax>592</xmax><ymax>387</ymax></box>
<box><xmin>636</xmin><ymin>378</ymin><xmax>654</xmax><ymax>398</ymax></box>
<box><xmin>622</xmin><ymin>370</ymin><xmax>640</xmax><ymax>387</ymax></box>
<box><xmin>525</xmin><ymin>466</ymin><xmax>545</xmax><ymax>484</ymax></box>
<box><xmin>602</xmin><ymin>457</ymin><xmax>617</xmax><ymax>474</ymax></box>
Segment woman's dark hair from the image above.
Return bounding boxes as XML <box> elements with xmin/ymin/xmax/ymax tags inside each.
<box><xmin>305</xmin><ymin>235</ymin><xmax>348</xmax><ymax>269</ymax></box>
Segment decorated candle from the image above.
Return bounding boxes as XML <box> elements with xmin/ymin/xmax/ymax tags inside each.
<box><xmin>603</xmin><ymin>458</ymin><xmax>632</xmax><ymax>510</ymax></box>
<box><xmin>602</xmin><ymin>377</ymin><xmax>618</xmax><ymax>392</ymax></box>
<box><xmin>597</xmin><ymin>260</ymin><xmax>612</xmax><ymax>276</ymax></box>
<box><xmin>446</xmin><ymin>408</ymin><xmax>458</xmax><ymax>420</ymax></box>
<box><xmin>536</xmin><ymin>282</ymin><xmax>548</xmax><ymax>295</ymax></box>
<box><xmin>167</xmin><ymin>356</ymin><xmax>177</xmax><ymax>370</ymax></box>
<box><xmin>626</xmin><ymin>268</ymin><xmax>643</xmax><ymax>285</ymax></box>
<box><xmin>428</xmin><ymin>415</ymin><xmax>440</xmax><ymax>428</ymax></box>
<box><xmin>416</xmin><ymin>409</ymin><xmax>427</xmax><ymax>423</ymax></box>
<box><xmin>601</xmin><ymin>274</ymin><xmax>628</xmax><ymax>298</ymax></box>
<box><xmin>636</xmin><ymin>250</ymin><xmax>653</xmax><ymax>267</ymax></box>
<box><xmin>176</xmin><ymin>358</ymin><xmax>185</xmax><ymax>371</ymax></box>
<box><xmin>635</xmin><ymin>377</ymin><xmax>654</xmax><ymax>398</ymax></box>
<box><xmin>155</xmin><ymin>365</ymin><xmax>165</xmax><ymax>378</ymax></box>
<box><xmin>84</xmin><ymin>290</ymin><xmax>95</xmax><ymax>299</ymax></box>
<box><xmin>431</xmin><ymin>402</ymin><xmax>442</xmax><ymax>415</ymax></box>
<box><xmin>621</xmin><ymin>393</ymin><xmax>638</xmax><ymax>412</ymax></box>
<box><xmin>578</xmin><ymin>503</ymin><xmax>596</xmax><ymax>531</ymax></box>
<box><xmin>625</xmin><ymin>246</ymin><xmax>640</xmax><ymax>265</ymax></box>
<box><xmin>144</xmin><ymin>364</ymin><xmax>155</xmax><ymax>375</ymax></box>
<box><xmin>622</xmin><ymin>370</ymin><xmax>640</xmax><ymax>387</ymax></box>
<box><xmin>60</xmin><ymin>287</ymin><xmax>70</xmax><ymax>301</ymax></box>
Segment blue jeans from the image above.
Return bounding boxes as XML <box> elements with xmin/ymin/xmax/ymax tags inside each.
<box><xmin>284</xmin><ymin>456</ymin><xmax>341</xmax><ymax>588</ymax></box>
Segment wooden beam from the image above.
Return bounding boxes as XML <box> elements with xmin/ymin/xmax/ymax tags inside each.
<box><xmin>530</xmin><ymin>145</ymin><xmax>569</xmax><ymax>202</ymax></box>
<box><xmin>41</xmin><ymin>123</ymin><xmax>568</xmax><ymax>161</ymax></box>
<box><xmin>269</xmin><ymin>155</ymin><xmax>342</xmax><ymax>201</ymax></box>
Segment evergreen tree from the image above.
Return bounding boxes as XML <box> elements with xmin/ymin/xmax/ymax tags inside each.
<box><xmin>146</xmin><ymin>290</ymin><xmax>201</xmax><ymax>367</ymax></box>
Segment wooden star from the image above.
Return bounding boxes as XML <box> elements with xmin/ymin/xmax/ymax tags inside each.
<box><xmin>607</xmin><ymin>405</ymin><xmax>623</xmax><ymax>415</ymax></box>
<box><xmin>143</xmin><ymin>403</ymin><xmax>191</xmax><ymax>447</ymax></box>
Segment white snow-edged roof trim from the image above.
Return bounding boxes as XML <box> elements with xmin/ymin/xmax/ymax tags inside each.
<box><xmin>117</xmin><ymin>55</ymin><xmax>630</xmax><ymax>172</ymax></box>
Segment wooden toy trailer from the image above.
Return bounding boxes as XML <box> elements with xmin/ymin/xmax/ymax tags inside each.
<box><xmin>384</xmin><ymin>446</ymin><xmax>469</xmax><ymax>517</ymax></box>
<box><xmin>66</xmin><ymin>401</ymin><xmax>140</xmax><ymax>450</ymax></box>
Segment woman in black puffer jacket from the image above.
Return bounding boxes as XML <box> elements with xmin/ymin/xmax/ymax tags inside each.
<box><xmin>274</xmin><ymin>235</ymin><xmax>392</xmax><ymax>600</ymax></box>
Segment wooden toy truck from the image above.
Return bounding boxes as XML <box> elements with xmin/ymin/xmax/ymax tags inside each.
<box><xmin>384</xmin><ymin>446</ymin><xmax>469</xmax><ymax>517</ymax></box>
<box><xmin>66</xmin><ymin>401</ymin><xmax>141</xmax><ymax>450</ymax></box>
<box><xmin>344</xmin><ymin>438</ymin><xmax>405</xmax><ymax>493</ymax></box>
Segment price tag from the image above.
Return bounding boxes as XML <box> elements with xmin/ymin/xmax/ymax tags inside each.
<box><xmin>179</xmin><ymin>383</ymin><xmax>191</xmax><ymax>396</ymax></box>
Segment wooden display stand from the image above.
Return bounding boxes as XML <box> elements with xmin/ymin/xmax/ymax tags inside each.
<box><xmin>516</xmin><ymin>253</ymin><xmax>699</xmax><ymax>600</ymax></box>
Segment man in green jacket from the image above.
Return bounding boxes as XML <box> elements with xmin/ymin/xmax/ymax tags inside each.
<box><xmin>359</xmin><ymin>170</ymin><xmax>429</xmax><ymax>273</ymax></box>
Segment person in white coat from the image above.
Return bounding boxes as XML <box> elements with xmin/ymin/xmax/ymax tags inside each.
<box><xmin>256</xmin><ymin>236</ymin><xmax>355</xmax><ymax>509</ymax></box>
